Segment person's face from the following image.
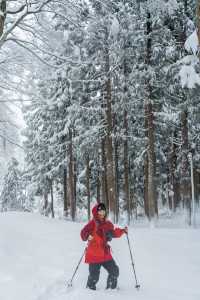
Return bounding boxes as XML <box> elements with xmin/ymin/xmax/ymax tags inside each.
<box><xmin>97</xmin><ymin>209</ymin><xmax>106</xmax><ymax>219</ymax></box>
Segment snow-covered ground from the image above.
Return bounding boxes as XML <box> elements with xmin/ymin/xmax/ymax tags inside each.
<box><xmin>0</xmin><ymin>212</ymin><xmax>200</xmax><ymax>300</ymax></box>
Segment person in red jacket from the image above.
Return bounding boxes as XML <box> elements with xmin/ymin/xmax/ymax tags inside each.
<box><xmin>80</xmin><ymin>202</ymin><xmax>128</xmax><ymax>290</ymax></box>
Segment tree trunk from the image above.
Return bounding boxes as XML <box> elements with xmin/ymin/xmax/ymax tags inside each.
<box><xmin>144</xmin><ymin>154</ymin><xmax>149</xmax><ymax>217</ymax></box>
<box><xmin>147</xmin><ymin>101</ymin><xmax>157</xmax><ymax>220</ymax></box>
<box><xmin>104</xmin><ymin>31</ymin><xmax>116</xmax><ymax>220</ymax></box>
<box><xmin>197</xmin><ymin>0</ymin><xmax>200</xmax><ymax>51</ymax></box>
<box><xmin>96</xmin><ymin>154</ymin><xmax>101</xmax><ymax>204</ymax></box>
<box><xmin>50</xmin><ymin>180</ymin><xmax>54</xmax><ymax>218</ymax></box>
<box><xmin>0</xmin><ymin>0</ymin><xmax>6</xmax><ymax>37</ymax></box>
<box><xmin>123</xmin><ymin>110</ymin><xmax>130</xmax><ymax>223</ymax></box>
<box><xmin>184</xmin><ymin>0</ymin><xmax>188</xmax><ymax>15</ymax></box>
<box><xmin>145</xmin><ymin>12</ymin><xmax>157</xmax><ymax>221</ymax></box>
<box><xmin>68</xmin><ymin>127</ymin><xmax>75</xmax><ymax>221</ymax></box>
<box><xmin>180</xmin><ymin>109</ymin><xmax>191</xmax><ymax>224</ymax></box>
<box><xmin>114</xmin><ymin>137</ymin><xmax>120</xmax><ymax>223</ymax></box>
<box><xmin>101</xmin><ymin>138</ymin><xmax>108</xmax><ymax>206</ymax></box>
<box><xmin>63</xmin><ymin>166</ymin><xmax>68</xmax><ymax>217</ymax></box>
<box><xmin>194</xmin><ymin>168</ymin><xmax>200</xmax><ymax>205</ymax></box>
<box><xmin>123</xmin><ymin>38</ymin><xmax>130</xmax><ymax>223</ymax></box>
<box><xmin>129</xmin><ymin>157</ymin><xmax>135</xmax><ymax>220</ymax></box>
<box><xmin>74</xmin><ymin>154</ymin><xmax>77</xmax><ymax>217</ymax></box>
<box><xmin>194</xmin><ymin>169</ymin><xmax>200</xmax><ymax>205</ymax></box>
<box><xmin>86</xmin><ymin>154</ymin><xmax>91</xmax><ymax>221</ymax></box>
<box><xmin>168</xmin><ymin>131</ymin><xmax>178</xmax><ymax>211</ymax></box>
<box><xmin>144</xmin><ymin>103</ymin><xmax>149</xmax><ymax>218</ymax></box>
<box><xmin>105</xmin><ymin>82</ymin><xmax>116</xmax><ymax>220</ymax></box>
<box><xmin>43</xmin><ymin>188</ymin><xmax>49</xmax><ymax>216</ymax></box>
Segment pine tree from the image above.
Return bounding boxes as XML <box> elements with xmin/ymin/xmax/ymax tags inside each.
<box><xmin>0</xmin><ymin>158</ymin><xmax>25</xmax><ymax>211</ymax></box>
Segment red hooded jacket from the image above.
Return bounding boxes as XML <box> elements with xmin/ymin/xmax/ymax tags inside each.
<box><xmin>80</xmin><ymin>204</ymin><xmax>125</xmax><ymax>264</ymax></box>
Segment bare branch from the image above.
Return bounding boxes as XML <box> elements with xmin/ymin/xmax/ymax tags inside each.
<box><xmin>0</xmin><ymin>0</ymin><xmax>52</xmax><ymax>48</ymax></box>
<box><xmin>0</xmin><ymin>133</ymin><xmax>24</xmax><ymax>149</ymax></box>
<box><xmin>7</xmin><ymin>38</ymin><xmax>60</xmax><ymax>68</ymax></box>
<box><xmin>6</xmin><ymin>4</ymin><xmax>27</xmax><ymax>15</ymax></box>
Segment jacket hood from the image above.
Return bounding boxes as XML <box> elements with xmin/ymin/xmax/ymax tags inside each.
<box><xmin>92</xmin><ymin>203</ymin><xmax>107</xmax><ymax>220</ymax></box>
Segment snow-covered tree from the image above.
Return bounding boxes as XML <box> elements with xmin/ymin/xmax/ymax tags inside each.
<box><xmin>0</xmin><ymin>157</ymin><xmax>25</xmax><ymax>211</ymax></box>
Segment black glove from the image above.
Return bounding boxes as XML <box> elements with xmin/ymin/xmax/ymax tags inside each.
<box><xmin>105</xmin><ymin>230</ymin><xmax>114</xmax><ymax>241</ymax></box>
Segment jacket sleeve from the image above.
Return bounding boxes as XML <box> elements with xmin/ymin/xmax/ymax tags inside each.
<box><xmin>80</xmin><ymin>220</ymin><xmax>94</xmax><ymax>241</ymax></box>
<box><xmin>106</xmin><ymin>221</ymin><xmax>125</xmax><ymax>239</ymax></box>
<box><xmin>112</xmin><ymin>227</ymin><xmax>125</xmax><ymax>238</ymax></box>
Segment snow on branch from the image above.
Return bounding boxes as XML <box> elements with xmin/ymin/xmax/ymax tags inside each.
<box><xmin>0</xmin><ymin>0</ymin><xmax>52</xmax><ymax>48</ymax></box>
<box><xmin>185</xmin><ymin>30</ymin><xmax>199</xmax><ymax>55</ymax></box>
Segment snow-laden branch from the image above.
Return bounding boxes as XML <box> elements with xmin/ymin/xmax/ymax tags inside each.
<box><xmin>8</xmin><ymin>38</ymin><xmax>59</xmax><ymax>68</ymax></box>
<box><xmin>7</xmin><ymin>3</ymin><xmax>27</xmax><ymax>15</ymax></box>
<box><xmin>0</xmin><ymin>0</ymin><xmax>52</xmax><ymax>48</ymax></box>
<box><xmin>0</xmin><ymin>119</ymin><xmax>20</xmax><ymax>129</ymax></box>
<box><xmin>7</xmin><ymin>36</ymin><xmax>85</xmax><ymax>66</ymax></box>
<box><xmin>0</xmin><ymin>133</ymin><xmax>24</xmax><ymax>149</ymax></box>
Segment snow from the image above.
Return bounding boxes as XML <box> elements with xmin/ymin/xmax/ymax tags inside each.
<box><xmin>179</xmin><ymin>63</ymin><xmax>200</xmax><ymax>88</ymax></box>
<box><xmin>145</xmin><ymin>0</ymin><xmax>179</xmax><ymax>15</ymax></box>
<box><xmin>110</xmin><ymin>17</ymin><xmax>120</xmax><ymax>39</ymax></box>
<box><xmin>0</xmin><ymin>212</ymin><xmax>200</xmax><ymax>300</ymax></box>
<box><xmin>177</xmin><ymin>55</ymin><xmax>200</xmax><ymax>88</ymax></box>
<box><xmin>185</xmin><ymin>30</ymin><xmax>199</xmax><ymax>55</ymax></box>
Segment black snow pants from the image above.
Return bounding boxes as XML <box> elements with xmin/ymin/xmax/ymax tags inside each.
<box><xmin>86</xmin><ymin>259</ymin><xmax>119</xmax><ymax>290</ymax></box>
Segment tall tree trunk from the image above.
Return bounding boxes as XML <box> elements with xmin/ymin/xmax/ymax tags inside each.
<box><xmin>113</xmin><ymin>112</ymin><xmax>119</xmax><ymax>223</ymax></box>
<box><xmin>197</xmin><ymin>0</ymin><xmax>200</xmax><ymax>48</ymax></box>
<box><xmin>168</xmin><ymin>131</ymin><xmax>178</xmax><ymax>211</ymax></box>
<box><xmin>101</xmin><ymin>138</ymin><xmax>108</xmax><ymax>206</ymax></box>
<box><xmin>43</xmin><ymin>188</ymin><xmax>49</xmax><ymax>217</ymax></box>
<box><xmin>0</xmin><ymin>0</ymin><xmax>6</xmax><ymax>37</ymax></box>
<box><xmin>68</xmin><ymin>127</ymin><xmax>75</xmax><ymax>221</ymax></box>
<box><xmin>144</xmin><ymin>155</ymin><xmax>149</xmax><ymax>217</ymax></box>
<box><xmin>129</xmin><ymin>157</ymin><xmax>136</xmax><ymax>220</ymax></box>
<box><xmin>181</xmin><ymin>109</ymin><xmax>191</xmax><ymax>224</ymax></box>
<box><xmin>50</xmin><ymin>180</ymin><xmax>54</xmax><ymax>218</ymax></box>
<box><xmin>194</xmin><ymin>169</ymin><xmax>200</xmax><ymax>205</ymax></box>
<box><xmin>63</xmin><ymin>166</ymin><xmax>68</xmax><ymax>217</ymax></box>
<box><xmin>104</xmin><ymin>31</ymin><xmax>116</xmax><ymax>220</ymax></box>
<box><xmin>114</xmin><ymin>137</ymin><xmax>120</xmax><ymax>223</ymax></box>
<box><xmin>123</xmin><ymin>36</ymin><xmax>130</xmax><ymax>223</ymax></box>
<box><xmin>96</xmin><ymin>154</ymin><xmax>101</xmax><ymax>204</ymax></box>
<box><xmin>195</xmin><ymin>169</ymin><xmax>200</xmax><ymax>206</ymax></box>
<box><xmin>74</xmin><ymin>154</ymin><xmax>77</xmax><ymax>216</ymax></box>
<box><xmin>123</xmin><ymin>110</ymin><xmax>130</xmax><ymax>223</ymax></box>
<box><xmin>145</xmin><ymin>12</ymin><xmax>157</xmax><ymax>221</ymax></box>
<box><xmin>184</xmin><ymin>0</ymin><xmax>188</xmax><ymax>15</ymax></box>
<box><xmin>86</xmin><ymin>154</ymin><xmax>91</xmax><ymax>221</ymax></box>
<box><xmin>144</xmin><ymin>102</ymin><xmax>149</xmax><ymax>218</ymax></box>
<box><xmin>147</xmin><ymin>101</ymin><xmax>157</xmax><ymax>219</ymax></box>
<box><xmin>105</xmin><ymin>81</ymin><xmax>116</xmax><ymax>220</ymax></box>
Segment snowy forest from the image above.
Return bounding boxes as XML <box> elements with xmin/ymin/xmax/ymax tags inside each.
<box><xmin>0</xmin><ymin>0</ymin><xmax>200</xmax><ymax>226</ymax></box>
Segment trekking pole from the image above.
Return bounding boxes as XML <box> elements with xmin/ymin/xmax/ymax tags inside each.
<box><xmin>125</xmin><ymin>233</ymin><xmax>140</xmax><ymax>290</ymax></box>
<box><xmin>67</xmin><ymin>247</ymin><xmax>86</xmax><ymax>287</ymax></box>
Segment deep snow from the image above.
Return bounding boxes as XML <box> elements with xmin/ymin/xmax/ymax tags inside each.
<box><xmin>0</xmin><ymin>212</ymin><xmax>200</xmax><ymax>300</ymax></box>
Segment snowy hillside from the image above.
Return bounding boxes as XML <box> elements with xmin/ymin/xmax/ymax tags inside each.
<box><xmin>0</xmin><ymin>213</ymin><xmax>200</xmax><ymax>300</ymax></box>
